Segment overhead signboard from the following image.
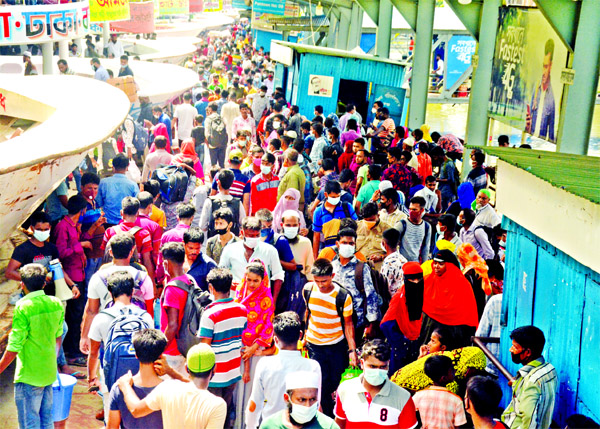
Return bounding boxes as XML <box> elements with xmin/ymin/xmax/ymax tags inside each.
<box><xmin>204</xmin><ymin>0</ymin><xmax>222</xmax><ymax>12</ymax></box>
<box><xmin>445</xmin><ymin>35</ymin><xmax>476</xmax><ymax>90</ymax></box>
<box><xmin>159</xmin><ymin>0</ymin><xmax>189</xmax><ymax>15</ymax></box>
<box><xmin>0</xmin><ymin>1</ymin><xmax>90</xmax><ymax>44</ymax></box>
<box><xmin>253</xmin><ymin>0</ymin><xmax>286</xmax><ymax>16</ymax></box>
<box><xmin>488</xmin><ymin>7</ymin><xmax>569</xmax><ymax>143</ymax></box>
<box><xmin>111</xmin><ymin>1</ymin><xmax>154</xmax><ymax>33</ymax></box>
<box><xmin>90</xmin><ymin>0</ymin><xmax>130</xmax><ymax>22</ymax></box>
<box><xmin>270</xmin><ymin>41</ymin><xmax>293</xmax><ymax>66</ymax></box>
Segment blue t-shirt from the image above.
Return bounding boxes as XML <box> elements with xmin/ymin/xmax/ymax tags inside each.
<box><xmin>96</xmin><ymin>174</ymin><xmax>139</xmax><ymax>225</ymax></box>
<box><xmin>158</xmin><ymin>114</ymin><xmax>172</xmax><ymax>142</ymax></box>
<box><xmin>304</xmin><ymin>134</ymin><xmax>315</xmax><ymax>151</ymax></box>
<box><xmin>194</xmin><ymin>100</ymin><xmax>209</xmax><ymax>123</ymax></box>
<box><xmin>264</xmin><ymin>232</ymin><xmax>294</xmax><ymax>262</ymax></box>
<box><xmin>109</xmin><ymin>382</ymin><xmax>163</xmax><ymax>429</ymax></box>
<box><xmin>313</xmin><ymin>202</ymin><xmax>357</xmax><ymax>249</ymax></box>
<box><xmin>45</xmin><ymin>181</ymin><xmax>69</xmax><ymax>222</ymax></box>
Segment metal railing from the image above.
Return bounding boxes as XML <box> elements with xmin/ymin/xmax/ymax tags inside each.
<box><xmin>472</xmin><ymin>336</ymin><xmax>516</xmax><ymax>384</ymax></box>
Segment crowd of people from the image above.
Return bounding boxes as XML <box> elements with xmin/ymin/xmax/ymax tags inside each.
<box><xmin>1</xmin><ymin>19</ymin><xmax>597</xmax><ymax>429</ymax></box>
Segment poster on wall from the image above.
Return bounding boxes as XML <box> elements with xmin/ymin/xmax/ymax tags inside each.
<box><xmin>308</xmin><ymin>75</ymin><xmax>334</xmax><ymax>98</ymax></box>
<box><xmin>488</xmin><ymin>7</ymin><xmax>569</xmax><ymax>143</ymax></box>
<box><xmin>445</xmin><ymin>35</ymin><xmax>476</xmax><ymax>90</ymax></box>
<box><xmin>90</xmin><ymin>0</ymin><xmax>130</xmax><ymax>22</ymax></box>
<box><xmin>111</xmin><ymin>1</ymin><xmax>154</xmax><ymax>33</ymax></box>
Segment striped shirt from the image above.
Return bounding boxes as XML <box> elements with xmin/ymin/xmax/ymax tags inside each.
<box><xmin>304</xmin><ymin>283</ymin><xmax>352</xmax><ymax>346</ymax></box>
<box><xmin>198</xmin><ymin>298</ymin><xmax>248</xmax><ymax>388</ymax></box>
<box><xmin>211</xmin><ymin>169</ymin><xmax>251</xmax><ymax>200</ymax></box>
<box><xmin>102</xmin><ymin>222</ymin><xmax>153</xmax><ymax>255</ymax></box>
<box><xmin>412</xmin><ymin>386</ymin><xmax>467</xmax><ymax>429</ymax></box>
<box><xmin>502</xmin><ymin>358</ymin><xmax>558</xmax><ymax>429</ymax></box>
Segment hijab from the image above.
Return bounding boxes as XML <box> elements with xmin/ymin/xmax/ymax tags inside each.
<box><xmin>149</xmin><ymin>123</ymin><xmax>171</xmax><ymax>153</ymax></box>
<box><xmin>457</xmin><ymin>243</ymin><xmax>492</xmax><ymax>295</ymax></box>
<box><xmin>420</xmin><ymin>124</ymin><xmax>433</xmax><ymax>142</ymax></box>
<box><xmin>272</xmin><ymin>188</ymin><xmax>306</xmax><ymax>233</ymax></box>
<box><xmin>422</xmin><ymin>255</ymin><xmax>479</xmax><ymax>327</ymax></box>
<box><xmin>174</xmin><ymin>140</ymin><xmax>199</xmax><ymax>164</ymax></box>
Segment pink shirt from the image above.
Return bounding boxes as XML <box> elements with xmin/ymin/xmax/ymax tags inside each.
<box><xmin>160</xmin><ymin>275</ymin><xmax>190</xmax><ymax>356</ymax></box>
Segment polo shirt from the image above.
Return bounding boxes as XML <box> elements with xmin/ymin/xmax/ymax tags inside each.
<box><xmin>7</xmin><ymin>290</ymin><xmax>64</xmax><ymax>386</ymax></box>
<box><xmin>313</xmin><ymin>202</ymin><xmax>358</xmax><ymax>249</ymax></box>
<box><xmin>250</xmin><ymin>173</ymin><xmax>280</xmax><ymax>215</ymax></box>
<box><xmin>211</xmin><ymin>169</ymin><xmax>250</xmax><ymax>200</ymax></box>
<box><xmin>198</xmin><ymin>298</ymin><xmax>247</xmax><ymax>388</ymax></box>
<box><xmin>335</xmin><ymin>376</ymin><xmax>417</xmax><ymax>429</ymax></box>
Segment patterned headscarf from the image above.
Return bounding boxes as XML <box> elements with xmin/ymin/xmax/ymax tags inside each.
<box><xmin>457</xmin><ymin>243</ymin><xmax>492</xmax><ymax>295</ymax></box>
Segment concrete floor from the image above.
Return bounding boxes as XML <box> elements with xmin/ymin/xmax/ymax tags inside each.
<box><xmin>0</xmin><ymin>361</ymin><xmax>105</xmax><ymax>429</ymax></box>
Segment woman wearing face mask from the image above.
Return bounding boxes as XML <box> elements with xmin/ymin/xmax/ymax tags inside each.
<box><xmin>234</xmin><ymin>261</ymin><xmax>275</xmax><ymax>416</ymax></box>
<box><xmin>271</xmin><ymin>189</ymin><xmax>307</xmax><ymax>234</ymax></box>
<box><xmin>335</xmin><ymin>340</ymin><xmax>418</xmax><ymax>428</ymax></box>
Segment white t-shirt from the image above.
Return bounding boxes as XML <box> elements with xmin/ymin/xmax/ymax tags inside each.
<box><xmin>88</xmin><ymin>302</ymin><xmax>153</xmax><ymax>344</ymax></box>
<box><xmin>174</xmin><ymin>103</ymin><xmax>197</xmax><ymax>141</ymax></box>
<box><xmin>87</xmin><ymin>265</ymin><xmax>154</xmax><ymax>310</ymax></box>
<box><xmin>436</xmin><ymin>59</ymin><xmax>444</xmax><ymax>76</ymax></box>
<box><xmin>145</xmin><ymin>380</ymin><xmax>227</xmax><ymax>429</ymax></box>
<box><xmin>414</xmin><ymin>187</ymin><xmax>439</xmax><ymax>213</ymax></box>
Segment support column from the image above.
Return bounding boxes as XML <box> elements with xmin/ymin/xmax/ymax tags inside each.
<box><xmin>337</xmin><ymin>7</ymin><xmax>351</xmax><ymax>51</ymax></box>
<box><xmin>41</xmin><ymin>42</ymin><xmax>53</xmax><ymax>75</ymax></box>
<box><xmin>282</xmin><ymin>31</ymin><xmax>290</xmax><ymax>42</ymax></box>
<box><xmin>347</xmin><ymin>2</ymin><xmax>363</xmax><ymax>51</ymax></box>
<box><xmin>556</xmin><ymin>0</ymin><xmax>600</xmax><ymax>155</ymax></box>
<box><xmin>464</xmin><ymin>0</ymin><xmax>500</xmax><ymax>147</ymax></box>
<box><xmin>103</xmin><ymin>21</ymin><xmax>110</xmax><ymax>47</ymax></box>
<box><xmin>407</xmin><ymin>0</ymin><xmax>434</xmax><ymax>129</ymax></box>
<box><xmin>375</xmin><ymin>0</ymin><xmax>392</xmax><ymax>58</ymax></box>
<box><xmin>327</xmin><ymin>12</ymin><xmax>338</xmax><ymax>48</ymax></box>
<box><xmin>58</xmin><ymin>40</ymin><xmax>69</xmax><ymax>60</ymax></box>
<box><xmin>75</xmin><ymin>38</ymin><xmax>84</xmax><ymax>54</ymax></box>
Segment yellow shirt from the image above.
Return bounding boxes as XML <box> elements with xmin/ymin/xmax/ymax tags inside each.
<box><xmin>150</xmin><ymin>205</ymin><xmax>167</xmax><ymax>229</ymax></box>
<box><xmin>305</xmin><ymin>283</ymin><xmax>352</xmax><ymax>346</ymax></box>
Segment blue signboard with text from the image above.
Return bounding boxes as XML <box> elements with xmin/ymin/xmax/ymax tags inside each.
<box><xmin>446</xmin><ymin>35</ymin><xmax>476</xmax><ymax>90</ymax></box>
<box><xmin>253</xmin><ymin>0</ymin><xmax>286</xmax><ymax>15</ymax></box>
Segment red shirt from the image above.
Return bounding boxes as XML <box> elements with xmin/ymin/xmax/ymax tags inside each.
<box><xmin>102</xmin><ymin>222</ymin><xmax>153</xmax><ymax>256</ymax></box>
<box><xmin>249</xmin><ymin>173</ymin><xmax>280</xmax><ymax>215</ymax></box>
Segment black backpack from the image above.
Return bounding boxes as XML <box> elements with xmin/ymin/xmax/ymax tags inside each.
<box><xmin>206</xmin><ymin>115</ymin><xmax>228</xmax><ymax>148</ymax></box>
<box><xmin>398</xmin><ymin>219</ymin><xmax>431</xmax><ymax>263</ymax></box>
<box><xmin>151</xmin><ymin>165</ymin><xmax>189</xmax><ymax>204</ymax></box>
<box><xmin>355</xmin><ymin>261</ymin><xmax>391</xmax><ymax>319</ymax></box>
<box><xmin>207</xmin><ymin>196</ymin><xmax>241</xmax><ymax>239</ymax></box>
<box><xmin>303</xmin><ymin>281</ymin><xmax>351</xmax><ymax>332</ymax></box>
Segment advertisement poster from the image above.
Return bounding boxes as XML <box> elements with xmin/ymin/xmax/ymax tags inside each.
<box><xmin>89</xmin><ymin>0</ymin><xmax>130</xmax><ymax>22</ymax></box>
<box><xmin>488</xmin><ymin>7</ymin><xmax>569</xmax><ymax>143</ymax></box>
<box><xmin>189</xmin><ymin>0</ymin><xmax>204</xmax><ymax>13</ymax></box>
<box><xmin>0</xmin><ymin>1</ymin><xmax>90</xmax><ymax>43</ymax></box>
<box><xmin>111</xmin><ymin>1</ymin><xmax>154</xmax><ymax>33</ymax></box>
<box><xmin>445</xmin><ymin>35</ymin><xmax>476</xmax><ymax>90</ymax></box>
<box><xmin>159</xmin><ymin>0</ymin><xmax>189</xmax><ymax>15</ymax></box>
<box><xmin>204</xmin><ymin>0</ymin><xmax>222</xmax><ymax>11</ymax></box>
<box><xmin>253</xmin><ymin>0</ymin><xmax>286</xmax><ymax>16</ymax></box>
<box><xmin>308</xmin><ymin>75</ymin><xmax>334</xmax><ymax>98</ymax></box>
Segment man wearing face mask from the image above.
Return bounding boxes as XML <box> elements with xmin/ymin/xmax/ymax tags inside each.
<box><xmin>334</xmin><ymin>340</ymin><xmax>417</xmax><ymax>429</ymax></box>
<box><xmin>250</xmin><ymin>153</ymin><xmax>280</xmax><ymax>215</ymax></box>
<box><xmin>91</xmin><ymin>58</ymin><xmax>109</xmax><ymax>82</ymax></box>
<box><xmin>394</xmin><ymin>196</ymin><xmax>431</xmax><ymax>263</ymax></box>
<box><xmin>355</xmin><ymin>203</ymin><xmax>390</xmax><ymax>270</ymax></box>
<box><xmin>249</xmin><ymin>85</ymin><xmax>270</xmax><ymax>124</ymax></box>
<box><xmin>232</xmin><ymin>104</ymin><xmax>257</xmax><ymax>144</ymax></box>
<box><xmin>260</xmin><ymin>371</ymin><xmax>336</xmax><ymax>429</ymax></box>
<box><xmin>219</xmin><ymin>217</ymin><xmax>284</xmax><ymax>300</ymax></box>
<box><xmin>471</xmin><ymin>189</ymin><xmax>501</xmax><ymax>230</ymax></box>
<box><xmin>201</xmin><ymin>169</ymin><xmax>246</xmax><ymax>239</ymax></box>
<box><xmin>331</xmin><ymin>229</ymin><xmax>380</xmax><ymax>343</ymax></box>
<box><xmin>502</xmin><ymin>326</ymin><xmax>557</xmax><ymax>429</ymax></box>
<box><xmin>281</xmin><ymin>210</ymin><xmax>314</xmax><ymax>281</ymax></box>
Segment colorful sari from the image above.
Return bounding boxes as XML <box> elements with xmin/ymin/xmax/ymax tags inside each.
<box><xmin>235</xmin><ymin>264</ymin><xmax>274</xmax><ymax>348</ymax></box>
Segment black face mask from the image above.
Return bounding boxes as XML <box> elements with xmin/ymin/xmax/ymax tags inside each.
<box><xmin>214</xmin><ymin>227</ymin><xmax>228</xmax><ymax>236</ymax></box>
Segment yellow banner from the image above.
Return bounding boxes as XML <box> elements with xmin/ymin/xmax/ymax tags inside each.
<box><xmin>90</xmin><ymin>0</ymin><xmax>131</xmax><ymax>23</ymax></box>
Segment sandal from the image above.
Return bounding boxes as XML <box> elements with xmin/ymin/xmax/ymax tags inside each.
<box><xmin>67</xmin><ymin>356</ymin><xmax>88</xmax><ymax>367</ymax></box>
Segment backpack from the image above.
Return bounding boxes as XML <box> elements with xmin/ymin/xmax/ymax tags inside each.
<box><xmin>101</xmin><ymin>306</ymin><xmax>150</xmax><ymax>390</ymax></box>
<box><xmin>99</xmin><ymin>268</ymin><xmax>148</xmax><ymax>311</ymax></box>
<box><xmin>125</xmin><ymin>117</ymin><xmax>150</xmax><ymax>153</ymax></box>
<box><xmin>207</xmin><ymin>196</ymin><xmax>241</xmax><ymax>238</ymax></box>
<box><xmin>355</xmin><ymin>261</ymin><xmax>391</xmax><ymax>319</ymax></box>
<box><xmin>474</xmin><ymin>225</ymin><xmax>500</xmax><ymax>258</ymax></box>
<box><xmin>152</xmin><ymin>165</ymin><xmax>189</xmax><ymax>204</ymax></box>
<box><xmin>207</xmin><ymin>115</ymin><xmax>228</xmax><ymax>148</ymax></box>
<box><xmin>303</xmin><ymin>281</ymin><xmax>351</xmax><ymax>332</ymax></box>
<box><xmin>398</xmin><ymin>219</ymin><xmax>431</xmax><ymax>263</ymax></box>
<box><xmin>165</xmin><ymin>276</ymin><xmax>212</xmax><ymax>357</ymax></box>
<box><xmin>102</xmin><ymin>226</ymin><xmax>144</xmax><ymax>265</ymax></box>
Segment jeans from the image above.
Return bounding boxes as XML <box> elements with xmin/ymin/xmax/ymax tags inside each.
<box><xmin>72</xmin><ymin>168</ymin><xmax>82</xmax><ymax>193</ymax></box>
<box><xmin>306</xmin><ymin>340</ymin><xmax>348</xmax><ymax>418</ymax></box>
<box><xmin>57</xmin><ymin>320</ymin><xmax>68</xmax><ymax>367</ymax></box>
<box><xmin>15</xmin><ymin>383</ymin><xmax>54</xmax><ymax>429</ymax></box>
<box><xmin>64</xmin><ymin>281</ymin><xmax>87</xmax><ymax>359</ymax></box>
<box><xmin>209</xmin><ymin>146</ymin><xmax>226</xmax><ymax>168</ymax></box>
<box><xmin>84</xmin><ymin>257</ymin><xmax>102</xmax><ymax>287</ymax></box>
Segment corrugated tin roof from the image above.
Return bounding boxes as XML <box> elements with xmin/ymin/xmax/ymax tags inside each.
<box><xmin>476</xmin><ymin>147</ymin><xmax>600</xmax><ymax>205</ymax></box>
<box><xmin>274</xmin><ymin>41</ymin><xmax>404</xmax><ymax>66</ymax></box>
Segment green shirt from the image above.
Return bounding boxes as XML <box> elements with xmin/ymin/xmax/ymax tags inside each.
<box><xmin>357</xmin><ymin>180</ymin><xmax>381</xmax><ymax>206</ymax></box>
<box><xmin>260</xmin><ymin>410</ymin><xmax>339</xmax><ymax>429</ymax></box>
<box><xmin>278</xmin><ymin>164</ymin><xmax>307</xmax><ymax>209</ymax></box>
<box><xmin>7</xmin><ymin>290</ymin><xmax>64</xmax><ymax>386</ymax></box>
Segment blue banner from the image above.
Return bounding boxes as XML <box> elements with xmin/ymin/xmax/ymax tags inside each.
<box><xmin>446</xmin><ymin>35</ymin><xmax>476</xmax><ymax>90</ymax></box>
<box><xmin>232</xmin><ymin>0</ymin><xmax>250</xmax><ymax>9</ymax></box>
<box><xmin>253</xmin><ymin>0</ymin><xmax>286</xmax><ymax>15</ymax></box>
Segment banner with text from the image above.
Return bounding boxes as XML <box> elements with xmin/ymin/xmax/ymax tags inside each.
<box><xmin>203</xmin><ymin>0</ymin><xmax>222</xmax><ymax>12</ymax></box>
<box><xmin>0</xmin><ymin>1</ymin><xmax>90</xmax><ymax>44</ymax></box>
<box><xmin>90</xmin><ymin>0</ymin><xmax>130</xmax><ymax>22</ymax></box>
<box><xmin>111</xmin><ymin>1</ymin><xmax>154</xmax><ymax>33</ymax></box>
<box><xmin>159</xmin><ymin>0</ymin><xmax>189</xmax><ymax>15</ymax></box>
<box><xmin>445</xmin><ymin>35</ymin><xmax>476</xmax><ymax>90</ymax></box>
<box><xmin>488</xmin><ymin>7</ymin><xmax>569</xmax><ymax>143</ymax></box>
<box><xmin>253</xmin><ymin>0</ymin><xmax>285</xmax><ymax>16</ymax></box>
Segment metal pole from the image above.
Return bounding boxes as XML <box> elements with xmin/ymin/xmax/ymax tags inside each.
<box><xmin>327</xmin><ymin>11</ymin><xmax>338</xmax><ymax>48</ymax></box>
<box><xmin>41</xmin><ymin>42</ymin><xmax>53</xmax><ymax>75</ymax></box>
<box><xmin>461</xmin><ymin>0</ymin><xmax>500</xmax><ymax>179</ymax></box>
<box><xmin>347</xmin><ymin>2</ymin><xmax>362</xmax><ymax>51</ymax></box>
<box><xmin>103</xmin><ymin>21</ymin><xmax>110</xmax><ymax>49</ymax></box>
<box><xmin>407</xmin><ymin>0</ymin><xmax>435</xmax><ymax>129</ymax></box>
<box><xmin>556</xmin><ymin>0</ymin><xmax>600</xmax><ymax>155</ymax></box>
<box><xmin>337</xmin><ymin>7</ymin><xmax>351</xmax><ymax>51</ymax></box>
<box><xmin>58</xmin><ymin>40</ymin><xmax>69</xmax><ymax>60</ymax></box>
<box><xmin>375</xmin><ymin>0</ymin><xmax>392</xmax><ymax>58</ymax></box>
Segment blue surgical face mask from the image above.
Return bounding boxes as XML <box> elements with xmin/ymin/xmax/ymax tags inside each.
<box><xmin>363</xmin><ymin>367</ymin><xmax>388</xmax><ymax>386</ymax></box>
<box><xmin>260</xmin><ymin>228</ymin><xmax>271</xmax><ymax>238</ymax></box>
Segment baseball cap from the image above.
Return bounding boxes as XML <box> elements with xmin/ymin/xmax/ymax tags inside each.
<box><xmin>229</xmin><ymin>149</ymin><xmax>244</xmax><ymax>163</ymax></box>
<box><xmin>186</xmin><ymin>343</ymin><xmax>215</xmax><ymax>373</ymax></box>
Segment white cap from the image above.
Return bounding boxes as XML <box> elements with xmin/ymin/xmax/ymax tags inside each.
<box><xmin>286</xmin><ymin>371</ymin><xmax>320</xmax><ymax>391</ymax></box>
<box><xmin>281</xmin><ymin>209</ymin><xmax>300</xmax><ymax>221</ymax></box>
<box><xmin>23</xmin><ymin>51</ymin><xmax>32</xmax><ymax>58</ymax></box>
<box><xmin>285</xmin><ymin>130</ymin><xmax>298</xmax><ymax>139</ymax></box>
<box><xmin>379</xmin><ymin>180</ymin><xmax>393</xmax><ymax>192</ymax></box>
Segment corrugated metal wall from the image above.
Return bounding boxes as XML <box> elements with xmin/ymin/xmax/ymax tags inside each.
<box><xmin>499</xmin><ymin>217</ymin><xmax>600</xmax><ymax>424</ymax></box>
<box><xmin>292</xmin><ymin>52</ymin><xmax>405</xmax><ymax>119</ymax></box>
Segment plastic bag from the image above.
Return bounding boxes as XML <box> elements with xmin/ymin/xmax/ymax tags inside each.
<box><xmin>126</xmin><ymin>159</ymin><xmax>141</xmax><ymax>183</ymax></box>
<box><xmin>340</xmin><ymin>366</ymin><xmax>362</xmax><ymax>384</ymax></box>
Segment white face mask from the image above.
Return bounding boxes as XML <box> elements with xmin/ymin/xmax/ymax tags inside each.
<box><xmin>238</xmin><ymin>140</ymin><xmax>247</xmax><ymax>147</ymax></box>
<box><xmin>33</xmin><ymin>229</ymin><xmax>50</xmax><ymax>242</ymax></box>
<box><xmin>273</xmin><ymin>121</ymin><xmax>281</xmax><ymax>129</ymax></box>
<box><xmin>499</xmin><ymin>240</ymin><xmax>506</xmax><ymax>247</ymax></box>
<box><xmin>244</xmin><ymin>236</ymin><xmax>260</xmax><ymax>249</ymax></box>
<box><xmin>380</xmin><ymin>241</ymin><xmax>387</xmax><ymax>252</ymax></box>
<box><xmin>363</xmin><ymin>367</ymin><xmax>388</xmax><ymax>386</ymax></box>
<box><xmin>290</xmin><ymin>402</ymin><xmax>319</xmax><ymax>424</ymax></box>
<box><xmin>371</xmin><ymin>108</ymin><xmax>377</xmax><ymax>114</ymax></box>
<box><xmin>339</xmin><ymin>244</ymin><xmax>355</xmax><ymax>259</ymax></box>
<box><xmin>260</xmin><ymin>165</ymin><xmax>272</xmax><ymax>175</ymax></box>
<box><xmin>436</xmin><ymin>224</ymin><xmax>445</xmax><ymax>234</ymax></box>
<box><xmin>327</xmin><ymin>196</ymin><xmax>340</xmax><ymax>206</ymax></box>
<box><xmin>283</xmin><ymin>226</ymin><xmax>299</xmax><ymax>240</ymax></box>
